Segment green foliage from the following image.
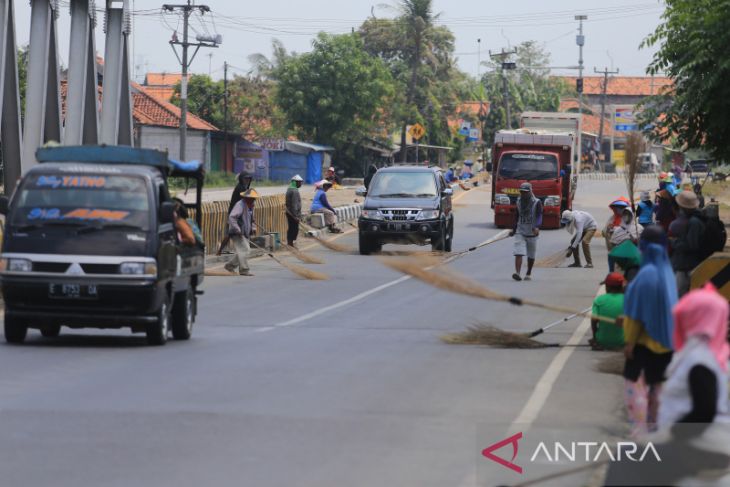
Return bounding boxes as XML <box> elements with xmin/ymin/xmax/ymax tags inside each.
<box><xmin>172</xmin><ymin>74</ymin><xmax>226</xmax><ymax>129</ymax></box>
<box><xmin>274</xmin><ymin>32</ymin><xmax>395</xmax><ymax>170</ymax></box>
<box><xmin>18</xmin><ymin>46</ymin><xmax>28</xmax><ymax>119</ymax></box>
<box><xmin>638</xmin><ymin>0</ymin><xmax>730</xmax><ymax>161</ymax></box>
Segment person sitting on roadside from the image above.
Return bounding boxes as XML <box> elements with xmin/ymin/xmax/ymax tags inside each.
<box><xmin>561</xmin><ymin>209</ymin><xmax>597</xmax><ymax>268</ymax></box>
<box><xmin>311</xmin><ymin>180</ymin><xmax>341</xmax><ymax>234</ymax></box>
<box><xmin>669</xmin><ymin>191</ymin><xmax>706</xmax><ymax>297</ymax></box>
<box><xmin>622</xmin><ymin>225</ymin><xmax>678</xmax><ymax>436</ymax></box>
<box><xmin>460</xmin><ymin>161</ymin><xmax>474</xmax><ymax>180</ymax></box>
<box><xmin>444</xmin><ymin>166</ymin><xmax>456</xmax><ymax>184</ymax></box>
<box><xmin>636</xmin><ymin>191</ymin><xmax>655</xmax><ymax>226</ymax></box>
<box><xmin>610</xmin><ymin>208</ymin><xmax>642</xmax><ymax>249</ymax></box>
<box><xmin>325</xmin><ymin>167</ymin><xmax>341</xmax><ymax>185</ymax></box>
<box><xmin>590</xmin><ymin>272</ymin><xmax>626</xmax><ymax>351</ymax></box>
<box><xmin>658</xmin><ymin>283</ymin><xmax>730</xmax><ymax>438</ymax></box>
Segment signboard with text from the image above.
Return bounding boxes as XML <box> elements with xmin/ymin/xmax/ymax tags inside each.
<box><xmin>614</xmin><ymin>107</ymin><xmax>638</xmax><ymax>132</ymax></box>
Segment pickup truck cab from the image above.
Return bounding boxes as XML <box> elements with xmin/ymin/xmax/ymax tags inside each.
<box><xmin>356</xmin><ymin>166</ymin><xmax>453</xmax><ymax>254</ymax></box>
<box><xmin>0</xmin><ymin>146</ymin><xmax>205</xmax><ymax>345</ymax></box>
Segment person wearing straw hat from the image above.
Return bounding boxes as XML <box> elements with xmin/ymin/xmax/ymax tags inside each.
<box><xmin>669</xmin><ymin>190</ymin><xmax>705</xmax><ymax>296</ymax></box>
<box><xmin>509</xmin><ymin>182</ymin><xmax>543</xmax><ymax>281</ymax></box>
<box><xmin>285</xmin><ymin>175</ymin><xmax>304</xmax><ymax>247</ymax></box>
<box><xmin>561</xmin><ymin>209</ymin><xmax>597</xmax><ymax>268</ymax></box>
<box><xmin>311</xmin><ymin>180</ymin><xmax>341</xmax><ymax>234</ymax></box>
<box><xmin>224</xmin><ymin>188</ymin><xmax>259</xmax><ymax>276</ymax></box>
<box><xmin>216</xmin><ymin>171</ymin><xmax>254</xmax><ymax>256</ymax></box>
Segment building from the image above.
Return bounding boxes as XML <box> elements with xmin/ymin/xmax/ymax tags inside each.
<box><xmin>556</xmin><ymin>75</ymin><xmax>672</xmax><ymax>107</ymax></box>
<box><xmin>141</xmin><ymin>72</ymin><xmax>187</xmax><ymax>103</ymax></box>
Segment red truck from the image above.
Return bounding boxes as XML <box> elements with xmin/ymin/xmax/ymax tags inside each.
<box><xmin>491</xmin><ymin>126</ymin><xmax>578</xmax><ymax>229</ymax></box>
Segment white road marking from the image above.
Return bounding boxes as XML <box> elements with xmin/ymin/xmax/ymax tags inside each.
<box><xmin>266</xmin><ymin>230</ymin><xmax>510</xmax><ymax>330</ymax></box>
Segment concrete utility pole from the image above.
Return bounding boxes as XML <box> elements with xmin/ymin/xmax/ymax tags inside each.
<box><xmin>163</xmin><ymin>1</ymin><xmax>219</xmax><ymax>161</ymax></box>
<box><xmin>223</xmin><ymin>60</ymin><xmax>229</xmax><ymax>171</ymax></box>
<box><xmin>594</xmin><ymin>66</ymin><xmax>619</xmax><ymax>160</ymax></box>
<box><xmin>575</xmin><ymin>14</ymin><xmax>587</xmax><ymax>168</ymax></box>
<box><xmin>489</xmin><ymin>48</ymin><xmax>517</xmax><ymax>129</ymax></box>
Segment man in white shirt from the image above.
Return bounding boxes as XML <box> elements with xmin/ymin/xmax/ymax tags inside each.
<box><xmin>561</xmin><ymin>209</ymin><xmax>598</xmax><ymax>268</ymax></box>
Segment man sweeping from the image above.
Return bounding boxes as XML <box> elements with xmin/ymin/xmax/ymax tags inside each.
<box><xmin>285</xmin><ymin>175</ymin><xmax>304</xmax><ymax>247</ymax></box>
<box><xmin>561</xmin><ymin>209</ymin><xmax>597</xmax><ymax>268</ymax></box>
<box><xmin>509</xmin><ymin>182</ymin><xmax>542</xmax><ymax>281</ymax></box>
<box><xmin>224</xmin><ymin>189</ymin><xmax>259</xmax><ymax>277</ymax></box>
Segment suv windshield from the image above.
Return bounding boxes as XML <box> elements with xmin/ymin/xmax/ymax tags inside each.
<box><xmin>368</xmin><ymin>171</ymin><xmax>438</xmax><ymax>198</ymax></box>
<box><xmin>12</xmin><ymin>173</ymin><xmax>151</xmax><ymax>230</ymax></box>
<box><xmin>498</xmin><ymin>153</ymin><xmax>559</xmax><ymax>180</ymax></box>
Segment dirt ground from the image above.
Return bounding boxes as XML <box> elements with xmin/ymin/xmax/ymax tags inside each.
<box><xmin>300</xmin><ymin>186</ymin><xmax>361</xmax><ymax>211</ymax></box>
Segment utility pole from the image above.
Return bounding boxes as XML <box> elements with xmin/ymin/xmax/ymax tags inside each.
<box><xmin>223</xmin><ymin>61</ymin><xmax>229</xmax><ymax>172</ymax></box>
<box><xmin>594</xmin><ymin>66</ymin><xmax>619</xmax><ymax>162</ymax></box>
<box><xmin>489</xmin><ymin>48</ymin><xmax>517</xmax><ymax>129</ymax></box>
<box><xmin>575</xmin><ymin>14</ymin><xmax>587</xmax><ymax>169</ymax></box>
<box><xmin>163</xmin><ymin>1</ymin><xmax>220</xmax><ymax>161</ymax></box>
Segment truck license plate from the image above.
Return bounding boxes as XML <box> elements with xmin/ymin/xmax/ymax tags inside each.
<box><xmin>49</xmin><ymin>283</ymin><xmax>98</xmax><ymax>299</ymax></box>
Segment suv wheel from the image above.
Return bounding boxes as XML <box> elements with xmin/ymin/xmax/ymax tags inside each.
<box><xmin>146</xmin><ymin>300</ymin><xmax>170</xmax><ymax>346</ymax></box>
<box><xmin>172</xmin><ymin>287</ymin><xmax>195</xmax><ymax>340</ymax></box>
<box><xmin>444</xmin><ymin>219</ymin><xmax>454</xmax><ymax>252</ymax></box>
<box><xmin>4</xmin><ymin>313</ymin><xmax>27</xmax><ymax>344</ymax></box>
<box><xmin>431</xmin><ymin>226</ymin><xmax>446</xmax><ymax>252</ymax></box>
<box><xmin>359</xmin><ymin>234</ymin><xmax>377</xmax><ymax>255</ymax></box>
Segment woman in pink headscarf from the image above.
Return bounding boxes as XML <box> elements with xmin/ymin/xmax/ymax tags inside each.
<box><xmin>659</xmin><ymin>284</ymin><xmax>730</xmax><ymax>433</ymax></box>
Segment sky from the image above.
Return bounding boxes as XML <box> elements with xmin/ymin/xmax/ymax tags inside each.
<box><xmin>13</xmin><ymin>0</ymin><xmax>665</xmax><ymax>82</ymax></box>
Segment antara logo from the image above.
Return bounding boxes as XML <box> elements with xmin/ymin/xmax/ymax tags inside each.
<box><xmin>482</xmin><ymin>433</ymin><xmax>661</xmax><ymax>474</ymax></box>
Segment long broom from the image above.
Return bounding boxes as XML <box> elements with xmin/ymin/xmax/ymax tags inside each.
<box><xmin>535</xmin><ymin>247</ymin><xmax>571</xmax><ymax>268</ymax></box>
<box><xmin>381</xmin><ymin>256</ymin><xmax>612</xmax><ymax>321</ymax></box>
<box><xmin>257</xmin><ymin>221</ymin><xmax>325</xmax><ymax>265</ymax></box>
<box><xmin>247</xmin><ymin>238</ymin><xmax>329</xmax><ymax>281</ymax></box>
<box><xmin>288</xmin><ymin>210</ymin><xmax>354</xmax><ymax>253</ymax></box>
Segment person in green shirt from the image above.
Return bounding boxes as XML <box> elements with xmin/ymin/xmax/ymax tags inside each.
<box><xmin>590</xmin><ymin>272</ymin><xmax>626</xmax><ymax>350</ymax></box>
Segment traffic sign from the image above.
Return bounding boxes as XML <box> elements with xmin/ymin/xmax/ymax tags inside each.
<box><xmin>409</xmin><ymin>123</ymin><xmax>426</xmax><ymax>141</ymax></box>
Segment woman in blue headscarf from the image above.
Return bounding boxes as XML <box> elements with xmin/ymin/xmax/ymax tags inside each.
<box><xmin>622</xmin><ymin>224</ymin><xmax>678</xmax><ymax>436</ymax></box>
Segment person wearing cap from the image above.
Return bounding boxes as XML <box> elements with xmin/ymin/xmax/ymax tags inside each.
<box><xmin>509</xmin><ymin>182</ymin><xmax>543</xmax><ymax>281</ymax></box>
<box><xmin>561</xmin><ymin>209</ymin><xmax>597</xmax><ymax>268</ymax></box>
<box><xmin>285</xmin><ymin>175</ymin><xmax>304</xmax><ymax>247</ymax></box>
<box><xmin>224</xmin><ymin>188</ymin><xmax>259</xmax><ymax>276</ymax></box>
<box><xmin>311</xmin><ymin>180</ymin><xmax>341</xmax><ymax>233</ymax></box>
<box><xmin>636</xmin><ymin>191</ymin><xmax>655</xmax><ymax>226</ymax></box>
<box><xmin>325</xmin><ymin>167</ymin><xmax>340</xmax><ymax>185</ymax></box>
<box><xmin>590</xmin><ymin>272</ymin><xmax>626</xmax><ymax>350</ymax></box>
<box><xmin>669</xmin><ymin>190</ymin><xmax>705</xmax><ymax>296</ymax></box>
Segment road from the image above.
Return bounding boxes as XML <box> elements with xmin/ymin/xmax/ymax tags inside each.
<box><xmin>0</xmin><ymin>178</ymin><xmax>656</xmax><ymax>487</ymax></box>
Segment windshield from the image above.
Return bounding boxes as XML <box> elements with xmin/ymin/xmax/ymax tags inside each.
<box><xmin>498</xmin><ymin>153</ymin><xmax>559</xmax><ymax>180</ymax></box>
<box><xmin>12</xmin><ymin>173</ymin><xmax>151</xmax><ymax>230</ymax></box>
<box><xmin>368</xmin><ymin>171</ymin><xmax>438</xmax><ymax>198</ymax></box>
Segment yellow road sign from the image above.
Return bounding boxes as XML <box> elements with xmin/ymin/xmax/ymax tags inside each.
<box><xmin>409</xmin><ymin>123</ymin><xmax>426</xmax><ymax>141</ymax></box>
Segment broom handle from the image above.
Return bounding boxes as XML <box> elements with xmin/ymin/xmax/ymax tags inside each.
<box><xmin>538</xmin><ymin>308</ymin><xmax>590</xmax><ymax>333</ymax></box>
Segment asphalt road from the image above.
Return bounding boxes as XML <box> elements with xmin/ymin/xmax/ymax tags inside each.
<box><xmin>0</xmin><ymin>177</ymin><xmax>657</xmax><ymax>487</ymax></box>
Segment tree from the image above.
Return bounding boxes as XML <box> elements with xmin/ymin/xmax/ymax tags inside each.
<box><xmin>274</xmin><ymin>33</ymin><xmax>395</xmax><ymax>173</ymax></box>
<box><xmin>638</xmin><ymin>0</ymin><xmax>730</xmax><ymax>161</ymax></box>
<box><xmin>171</xmin><ymin>74</ymin><xmax>225</xmax><ymax>128</ymax></box>
<box><xmin>247</xmin><ymin>39</ymin><xmax>292</xmax><ymax>80</ymax></box>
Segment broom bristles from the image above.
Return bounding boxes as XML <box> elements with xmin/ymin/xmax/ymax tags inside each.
<box><xmin>311</xmin><ymin>235</ymin><xmax>353</xmax><ymax>253</ymax></box>
<box><xmin>277</xmin><ymin>259</ymin><xmax>330</xmax><ymax>280</ymax></box>
<box><xmin>535</xmin><ymin>248</ymin><xmax>569</xmax><ymax>268</ymax></box>
<box><xmin>441</xmin><ymin>324</ymin><xmax>550</xmax><ymax>349</ymax></box>
<box><xmin>285</xmin><ymin>245</ymin><xmax>324</xmax><ymax>264</ymax></box>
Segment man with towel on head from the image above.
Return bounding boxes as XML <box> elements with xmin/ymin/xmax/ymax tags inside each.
<box><xmin>509</xmin><ymin>182</ymin><xmax>542</xmax><ymax>281</ymax></box>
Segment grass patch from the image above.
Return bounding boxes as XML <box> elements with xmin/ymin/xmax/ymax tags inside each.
<box><xmin>168</xmin><ymin>172</ymin><xmax>285</xmax><ymax>190</ymax></box>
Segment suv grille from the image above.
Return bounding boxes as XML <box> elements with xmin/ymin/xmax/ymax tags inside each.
<box><xmin>380</xmin><ymin>209</ymin><xmax>419</xmax><ymax>221</ymax></box>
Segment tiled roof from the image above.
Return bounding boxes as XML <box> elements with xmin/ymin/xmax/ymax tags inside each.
<box><xmin>556</xmin><ymin>98</ymin><xmax>614</xmax><ymax>137</ymax></box>
<box><xmin>132</xmin><ymin>82</ymin><xmax>218</xmax><ymax>131</ymax></box>
<box><xmin>144</xmin><ymin>72</ymin><xmax>187</xmax><ymax>87</ymax></box>
<box><xmin>142</xmin><ymin>85</ymin><xmax>175</xmax><ymax>102</ymax></box>
<box><xmin>556</xmin><ymin>76</ymin><xmax>672</xmax><ymax>97</ymax></box>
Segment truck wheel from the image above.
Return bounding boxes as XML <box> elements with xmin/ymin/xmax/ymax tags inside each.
<box><xmin>146</xmin><ymin>300</ymin><xmax>170</xmax><ymax>346</ymax></box>
<box><xmin>4</xmin><ymin>313</ymin><xmax>27</xmax><ymax>344</ymax></box>
<box><xmin>40</xmin><ymin>324</ymin><xmax>61</xmax><ymax>338</ymax></box>
<box><xmin>359</xmin><ymin>235</ymin><xmax>374</xmax><ymax>255</ymax></box>
<box><xmin>172</xmin><ymin>287</ymin><xmax>195</xmax><ymax>340</ymax></box>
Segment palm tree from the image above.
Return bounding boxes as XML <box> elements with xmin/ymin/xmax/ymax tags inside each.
<box><xmin>247</xmin><ymin>39</ymin><xmax>290</xmax><ymax>80</ymax></box>
<box><xmin>395</xmin><ymin>0</ymin><xmax>437</xmax><ymax>162</ymax></box>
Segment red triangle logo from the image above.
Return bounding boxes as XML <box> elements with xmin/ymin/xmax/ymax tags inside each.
<box><xmin>482</xmin><ymin>432</ymin><xmax>523</xmax><ymax>474</ymax></box>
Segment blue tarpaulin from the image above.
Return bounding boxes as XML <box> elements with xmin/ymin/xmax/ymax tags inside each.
<box><xmin>306</xmin><ymin>152</ymin><xmax>323</xmax><ymax>184</ymax></box>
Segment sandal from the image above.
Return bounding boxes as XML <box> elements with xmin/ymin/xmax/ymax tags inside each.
<box><xmin>512</xmin><ymin>273</ymin><xmax>522</xmax><ymax>281</ymax></box>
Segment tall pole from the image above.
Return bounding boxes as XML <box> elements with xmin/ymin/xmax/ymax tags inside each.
<box><xmin>575</xmin><ymin>15</ymin><xmax>587</xmax><ymax>170</ymax></box>
<box><xmin>179</xmin><ymin>0</ymin><xmax>190</xmax><ymax>161</ymax></box>
<box><xmin>594</xmin><ymin>66</ymin><xmax>619</xmax><ymax>162</ymax></box>
<box><xmin>163</xmin><ymin>1</ymin><xmax>218</xmax><ymax>161</ymax></box>
<box><xmin>223</xmin><ymin>60</ymin><xmax>229</xmax><ymax>172</ymax></box>
<box><xmin>489</xmin><ymin>48</ymin><xmax>517</xmax><ymax>129</ymax></box>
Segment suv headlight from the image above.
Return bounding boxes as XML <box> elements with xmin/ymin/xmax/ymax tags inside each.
<box><xmin>416</xmin><ymin>209</ymin><xmax>439</xmax><ymax>220</ymax></box>
<box><xmin>2</xmin><ymin>258</ymin><xmax>32</xmax><ymax>272</ymax></box>
<box><xmin>544</xmin><ymin>195</ymin><xmax>561</xmax><ymax>207</ymax></box>
<box><xmin>494</xmin><ymin>194</ymin><xmax>511</xmax><ymax>205</ymax></box>
<box><xmin>120</xmin><ymin>262</ymin><xmax>157</xmax><ymax>275</ymax></box>
<box><xmin>361</xmin><ymin>209</ymin><xmax>384</xmax><ymax>220</ymax></box>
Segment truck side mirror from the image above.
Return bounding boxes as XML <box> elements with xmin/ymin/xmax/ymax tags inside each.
<box><xmin>0</xmin><ymin>196</ymin><xmax>8</xmax><ymax>215</ymax></box>
<box><xmin>355</xmin><ymin>186</ymin><xmax>367</xmax><ymax>197</ymax></box>
<box><xmin>159</xmin><ymin>201</ymin><xmax>176</xmax><ymax>224</ymax></box>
